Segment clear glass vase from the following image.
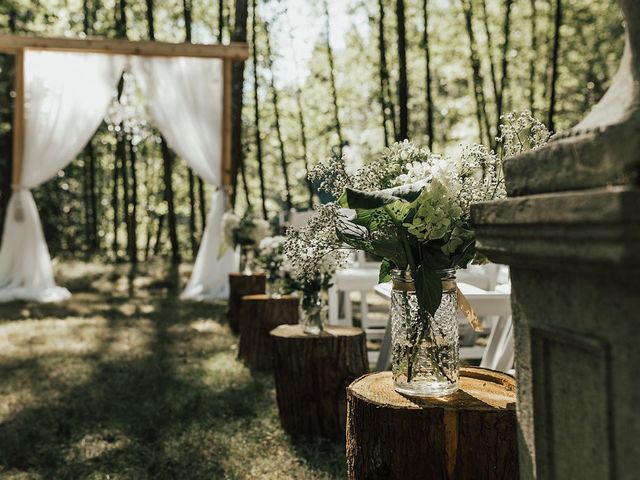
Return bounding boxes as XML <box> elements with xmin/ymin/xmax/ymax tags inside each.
<box><xmin>266</xmin><ymin>276</ymin><xmax>285</xmax><ymax>298</ymax></box>
<box><xmin>239</xmin><ymin>246</ymin><xmax>256</xmax><ymax>275</ymax></box>
<box><xmin>299</xmin><ymin>290</ymin><xmax>327</xmax><ymax>335</ymax></box>
<box><xmin>390</xmin><ymin>268</ymin><xmax>459</xmax><ymax>398</ymax></box>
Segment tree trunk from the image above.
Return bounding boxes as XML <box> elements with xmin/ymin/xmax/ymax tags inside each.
<box><xmin>495</xmin><ymin>0</ymin><xmax>514</xmax><ymax>148</ymax></box>
<box><xmin>528</xmin><ymin>0</ymin><xmax>538</xmax><ymax>114</ymax></box>
<box><xmin>147</xmin><ymin>0</ymin><xmax>180</xmax><ymax>263</ymax></box>
<box><xmin>377</xmin><ymin>0</ymin><xmax>390</xmax><ymax>147</ymax></box>
<box><xmin>461</xmin><ymin>0</ymin><xmax>492</xmax><ymax>145</ymax></box>
<box><xmin>230</xmin><ymin>0</ymin><xmax>249</xmax><ymax>209</ymax></box>
<box><xmin>251</xmin><ymin>0</ymin><xmax>267</xmax><ymax>218</ymax></box>
<box><xmin>88</xmin><ymin>141</ymin><xmax>99</xmax><ymax>250</ymax></box>
<box><xmin>480</xmin><ymin>0</ymin><xmax>499</xmax><ymax>112</ymax></box>
<box><xmin>128</xmin><ymin>140</ymin><xmax>138</xmax><ymax>263</ymax></box>
<box><xmin>346</xmin><ymin>368</ymin><xmax>518</xmax><ymax>479</ymax></box>
<box><xmin>237</xmin><ymin>294</ymin><xmax>299</xmax><ymax>371</ymax></box>
<box><xmin>160</xmin><ymin>139</ymin><xmax>181</xmax><ymax>263</ymax></box>
<box><xmin>548</xmin><ymin>0</ymin><xmax>562</xmax><ymax>132</ymax></box>
<box><xmin>422</xmin><ymin>0</ymin><xmax>435</xmax><ymax>150</ymax></box>
<box><xmin>271</xmin><ymin>324</ymin><xmax>368</xmax><ymax>439</ymax></box>
<box><xmin>264</xmin><ymin>21</ymin><xmax>292</xmax><ymax>210</ymax></box>
<box><xmin>395</xmin><ymin>0</ymin><xmax>409</xmax><ymax>141</ymax></box>
<box><xmin>218</xmin><ymin>0</ymin><xmax>225</xmax><ymax>41</ymax></box>
<box><xmin>323</xmin><ymin>0</ymin><xmax>344</xmax><ymax>156</ymax></box>
<box><xmin>112</xmin><ymin>138</ymin><xmax>120</xmax><ymax>259</ymax></box>
<box><xmin>227</xmin><ymin>273</ymin><xmax>266</xmax><ymax>333</ymax></box>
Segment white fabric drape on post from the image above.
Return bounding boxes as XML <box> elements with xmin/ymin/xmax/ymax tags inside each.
<box><xmin>131</xmin><ymin>56</ymin><xmax>234</xmax><ymax>300</ymax></box>
<box><xmin>0</xmin><ymin>51</ymin><xmax>126</xmax><ymax>303</ymax></box>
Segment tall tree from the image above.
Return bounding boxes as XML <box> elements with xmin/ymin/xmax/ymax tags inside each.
<box><xmin>376</xmin><ymin>0</ymin><xmax>396</xmax><ymax>146</ymax></box>
<box><xmin>548</xmin><ymin>0</ymin><xmax>562</xmax><ymax>132</ymax></box>
<box><xmin>529</xmin><ymin>0</ymin><xmax>538</xmax><ymax>114</ymax></box>
<box><xmin>461</xmin><ymin>0</ymin><xmax>492</xmax><ymax>145</ymax></box>
<box><xmin>218</xmin><ymin>0</ymin><xmax>225</xmax><ymax>40</ymax></box>
<box><xmin>264</xmin><ymin>21</ymin><xmax>292</xmax><ymax>209</ymax></box>
<box><xmin>395</xmin><ymin>0</ymin><xmax>409</xmax><ymax>141</ymax></box>
<box><xmin>480</xmin><ymin>0</ymin><xmax>500</xmax><ymax>113</ymax></box>
<box><xmin>146</xmin><ymin>0</ymin><xmax>181</xmax><ymax>263</ymax></box>
<box><xmin>251</xmin><ymin>0</ymin><xmax>267</xmax><ymax>218</ymax></box>
<box><xmin>323</xmin><ymin>0</ymin><xmax>345</xmax><ymax>155</ymax></box>
<box><xmin>495</xmin><ymin>0</ymin><xmax>514</xmax><ymax>146</ymax></box>
<box><xmin>230</xmin><ymin>0</ymin><xmax>251</xmax><ymax>210</ymax></box>
<box><xmin>422</xmin><ymin>0</ymin><xmax>435</xmax><ymax>150</ymax></box>
<box><xmin>286</xmin><ymin>13</ymin><xmax>314</xmax><ymax>208</ymax></box>
<box><xmin>183</xmin><ymin>0</ymin><xmax>198</xmax><ymax>258</ymax></box>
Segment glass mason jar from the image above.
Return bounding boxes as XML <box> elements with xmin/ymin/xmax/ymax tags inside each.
<box><xmin>266</xmin><ymin>275</ymin><xmax>285</xmax><ymax>298</ymax></box>
<box><xmin>299</xmin><ymin>289</ymin><xmax>327</xmax><ymax>335</ymax></box>
<box><xmin>239</xmin><ymin>245</ymin><xmax>256</xmax><ymax>275</ymax></box>
<box><xmin>390</xmin><ymin>268</ymin><xmax>459</xmax><ymax>397</ymax></box>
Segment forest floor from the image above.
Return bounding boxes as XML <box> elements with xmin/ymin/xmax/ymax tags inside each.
<box><xmin>0</xmin><ymin>261</ymin><xmax>346</xmax><ymax>480</ymax></box>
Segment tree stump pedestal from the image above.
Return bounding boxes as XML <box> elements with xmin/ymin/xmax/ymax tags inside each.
<box><xmin>270</xmin><ymin>324</ymin><xmax>369</xmax><ymax>439</ymax></box>
<box><xmin>227</xmin><ymin>273</ymin><xmax>266</xmax><ymax>334</ymax></box>
<box><xmin>346</xmin><ymin>367</ymin><xmax>518</xmax><ymax>480</ymax></box>
<box><xmin>238</xmin><ymin>294</ymin><xmax>298</xmax><ymax>370</ymax></box>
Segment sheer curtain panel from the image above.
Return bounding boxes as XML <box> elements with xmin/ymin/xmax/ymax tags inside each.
<box><xmin>132</xmin><ymin>56</ymin><xmax>234</xmax><ymax>300</ymax></box>
<box><xmin>0</xmin><ymin>51</ymin><xmax>125</xmax><ymax>302</ymax></box>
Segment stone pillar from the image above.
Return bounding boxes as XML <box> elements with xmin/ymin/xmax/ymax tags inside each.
<box><xmin>472</xmin><ymin>2</ymin><xmax>639</xmax><ymax>479</ymax></box>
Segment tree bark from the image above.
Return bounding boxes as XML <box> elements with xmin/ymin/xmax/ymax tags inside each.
<box><xmin>323</xmin><ymin>0</ymin><xmax>345</xmax><ymax>156</ymax></box>
<box><xmin>238</xmin><ymin>294</ymin><xmax>299</xmax><ymax>370</ymax></box>
<box><xmin>127</xmin><ymin>140</ymin><xmax>138</xmax><ymax>263</ymax></box>
<box><xmin>264</xmin><ymin>20</ymin><xmax>292</xmax><ymax>210</ymax></box>
<box><xmin>377</xmin><ymin>0</ymin><xmax>391</xmax><ymax>147</ymax></box>
<box><xmin>528</xmin><ymin>0</ymin><xmax>538</xmax><ymax>114</ymax></box>
<box><xmin>218</xmin><ymin>0</ymin><xmax>225</xmax><ymax>41</ymax></box>
<box><xmin>346</xmin><ymin>368</ymin><xmax>518</xmax><ymax>479</ymax></box>
<box><xmin>271</xmin><ymin>324</ymin><xmax>368</xmax><ymax>439</ymax></box>
<box><xmin>230</xmin><ymin>0</ymin><xmax>249</xmax><ymax>209</ymax></box>
<box><xmin>251</xmin><ymin>0</ymin><xmax>268</xmax><ymax>218</ymax></box>
<box><xmin>495</xmin><ymin>0</ymin><xmax>514</xmax><ymax>148</ymax></box>
<box><xmin>395</xmin><ymin>0</ymin><xmax>409</xmax><ymax>141</ymax></box>
<box><xmin>548</xmin><ymin>0</ymin><xmax>562</xmax><ymax>132</ymax></box>
<box><xmin>147</xmin><ymin>0</ymin><xmax>180</xmax><ymax>263</ymax></box>
<box><xmin>422</xmin><ymin>0</ymin><xmax>435</xmax><ymax>150</ymax></box>
<box><xmin>461</xmin><ymin>0</ymin><xmax>492</xmax><ymax>145</ymax></box>
<box><xmin>227</xmin><ymin>273</ymin><xmax>266</xmax><ymax>333</ymax></box>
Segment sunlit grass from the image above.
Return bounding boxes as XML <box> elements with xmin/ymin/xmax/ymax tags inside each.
<box><xmin>0</xmin><ymin>262</ymin><xmax>346</xmax><ymax>479</ymax></box>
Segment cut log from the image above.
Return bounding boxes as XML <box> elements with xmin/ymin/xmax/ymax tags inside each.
<box><xmin>270</xmin><ymin>324</ymin><xmax>369</xmax><ymax>439</ymax></box>
<box><xmin>238</xmin><ymin>294</ymin><xmax>298</xmax><ymax>370</ymax></box>
<box><xmin>346</xmin><ymin>367</ymin><xmax>518</xmax><ymax>480</ymax></box>
<box><xmin>228</xmin><ymin>273</ymin><xmax>266</xmax><ymax>334</ymax></box>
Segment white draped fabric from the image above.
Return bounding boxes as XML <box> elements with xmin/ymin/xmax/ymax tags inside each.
<box><xmin>132</xmin><ymin>56</ymin><xmax>234</xmax><ymax>300</ymax></box>
<box><xmin>0</xmin><ymin>51</ymin><xmax>126</xmax><ymax>302</ymax></box>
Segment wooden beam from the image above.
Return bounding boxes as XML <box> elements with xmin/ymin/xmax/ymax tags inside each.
<box><xmin>0</xmin><ymin>34</ymin><xmax>249</xmax><ymax>60</ymax></box>
<box><xmin>11</xmin><ymin>49</ymin><xmax>24</xmax><ymax>188</ymax></box>
<box><xmin>222</xmin><ymin>59</ymin><xmax>233</xmax><ymax>193</ymax></box>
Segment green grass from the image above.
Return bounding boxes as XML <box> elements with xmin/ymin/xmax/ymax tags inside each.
<box><xmin>0</xmin><ymin>262</ymin><xmax>346</xmax><ymax>479</ymax></box>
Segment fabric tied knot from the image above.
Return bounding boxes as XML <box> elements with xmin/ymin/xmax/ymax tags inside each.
<box><xmin>11</xmin><ymin>185</ymin><xmax>26</xmax><ymax>223</ymax></box>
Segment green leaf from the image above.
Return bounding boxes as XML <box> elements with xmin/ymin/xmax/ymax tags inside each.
<box><xmin>413</xmin><ymin>266</ymin><xmax>443</xmax><ymax>317</ymax></box>
<box><xmin>378</xmin><ymin>259</ymin><xmax>393</xmax><ymax>283</ymax></box>
<box><xmin>339</xmin><ymin>179</ymin><xmax>430</xmax><ymax>210</ymax></box>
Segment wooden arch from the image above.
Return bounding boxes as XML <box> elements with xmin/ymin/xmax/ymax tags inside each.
<box><xmin>0</xmin><ymin>34</ymin><xmax>249</xmax><ymax>194</ymax></box>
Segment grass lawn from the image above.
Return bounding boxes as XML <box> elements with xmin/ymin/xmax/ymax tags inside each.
<box><xmin>0</xmin><ymin>262</ymin><xmax>346</xmax><ymax>479</ymax></box>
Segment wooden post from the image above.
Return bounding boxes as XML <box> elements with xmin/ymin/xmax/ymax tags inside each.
<box><xmin>238</xmin><ymin>294</ymin><xmax>298</xmax><ymax>370</ymax></box>
<box><xmin>346</xmin><ymin>368</ymin><xmax>518</xmax><ymax>479</ymax></box>
<box><xmin>11</xmin><ymin>48</ymin><xmax>24</xmax><ymax>189</ymax></box>
<box><xmin>221</xmin><ymin>58</ymin><xmax>233</xmax><ymax>196</ymax></box>
<box><xmin>227</xmin><ymin>273</ymin><xmax>265</xmax><ymax>334</ymax></box>
<box><xmin>270</xmin><ymin>324</ymin><xmax>369</xmax><ymax>439</ymax></box>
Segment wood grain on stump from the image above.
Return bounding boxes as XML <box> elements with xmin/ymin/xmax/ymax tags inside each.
<box><xmin>227</xmin><ymin>274</ymin><xmax>266</xmax><ymax>334</ymax></box>
<box><xmin>270</xmin><ymin>324</ymin><xmax>369</xmax><ymax>440</ymax></box>
<box><xmin>238</xmin><ymin>294</ymin><xmax>298</xmax><ymax>370</ymax></box>
<box><xmin>346</xmin><ymin>367</ymin><xmax>518</xmax><ymax>480</ymax></box>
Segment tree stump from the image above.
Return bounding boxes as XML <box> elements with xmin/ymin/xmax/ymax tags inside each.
<box><xmin>238</xmin><ymin>294</ymin><xmax>298</xmax><ymax>370</ymax></box>
<box><xmin>270</xmin><ymin>324</ymin><xmax>369</xmax><ymax>440</ymax></box>
<box><xmin>227</xmin><ymin>273</ymin><xmax>266</xmax><ymax>334</ymax></box>
<box><xmin>346</xmin><ymin>367</ymin><xmax>518</xmax><ymax>480</ymax></box>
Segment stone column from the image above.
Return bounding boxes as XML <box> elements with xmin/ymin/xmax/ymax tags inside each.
<box><xmin>472</xmin><ymin>2</ymin><xmax>640</xmax><ymax>479</ymax></box>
